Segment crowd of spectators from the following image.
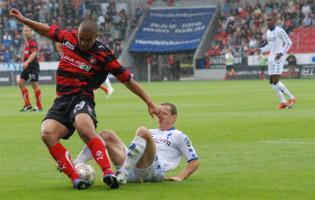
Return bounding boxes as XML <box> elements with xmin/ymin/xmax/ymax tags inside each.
<box><xmin>208</xmin><ymin>0</ymin><xmax>315</xmax><ymax>59</ymax></box>
<box><xmin>0</xmin><ymin>0</ymin><xmax>147</xmax><ymax>63</ymax></box>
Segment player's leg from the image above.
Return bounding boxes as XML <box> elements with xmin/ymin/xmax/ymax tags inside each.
<box><xmin>231</xmin><ymin>67</ymin><xmax>236</xmax><ymax>79</ymax></box>
<box><xmin>104</xmin><ymin>78</ymin><xmax>114</xmax><ymax>97</ymax></box>
<box><xmin>73</xmin><ymin>107</ymin><xmax>119</xmax><ymax>189</ymax></box>
<box><xmin>74</xmin><ymin>129</ymin><xmax>126</xmax><ymax>168</ymax></box>
<box><xmin>18</xmin><ymin>72</ymin><xmax>32</xmax><ymax>111</ymax></box>
<box><xmin>274</xmin><ymin>79</ymin><xmax>296</xmax><ymax>108</ymax></box>
<box><xmin>274</xmin><ymin>60</ymin><xmax>296</xmax><ymax>108</ymax></box>
<box><xmin>99</xmin><ymin>129</ymin><xmax>126</xmax><ymax>167</ymax></box>
<box><xmin>269</xmin><ymin>61</ymin><xmax>287</xmax><ymax>109</ymax></box>
<box><xmin>30</xmin><ymin>81</ymin><xmax>43</xmax><ymax>111</ymax></box>
<box><xmin>40</xmin><ymin>119</ymin><xmax>88</xmax><ymax>189</ymax></box>
<box><xmin>117</xmin><ymin>126</ymin><xmax>156</xmax><ymax>184</ymax></box>
<box><xmin>270</xmin><ymin>75</ymin><xmax>288</xmax><ymax>109</ymax></box>
<box><xmin>99</xmin><ymin>84</ymin><xmax>109</xmax><ymax>93</ymax></box>
<box><xmin>225</xmin><ymin>66</ymin><xmax>230</xmax><ymax>80</ymax></box>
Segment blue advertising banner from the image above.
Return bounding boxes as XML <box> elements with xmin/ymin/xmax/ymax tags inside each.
<box><xmin>0</xmin><ymin>63</ymin><xmax>22</xmax><ymax>71</ymax></box>
<box><xmin>129</xmin><ymin>7</ymin><xmax>215</xmax><ymax>53</ymax></box>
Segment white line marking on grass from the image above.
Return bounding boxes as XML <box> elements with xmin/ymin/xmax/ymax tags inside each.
<box><xmin>259</xmin><ymin>138</ymin><xmax>315</xmax><ymax>145</ymax></box>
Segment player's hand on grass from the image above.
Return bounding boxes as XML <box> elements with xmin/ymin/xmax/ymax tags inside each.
<box><xmin>9</xmin><ymin>8</ymin><xmax>24</xmax><ymax>21</ymax></box>
<box><xmin>165</xmin><ymin>176</ymin><xmax>183</xmax><ymax>182</ymax></box>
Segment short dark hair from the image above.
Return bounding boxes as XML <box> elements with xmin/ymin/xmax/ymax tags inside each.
<box><xmin>161</xmin><ymin>103</ymin><xmax>177</xmax><ymax>115</ymax></box>
<box><xmin>79</xmin><ymin>19</ymin><xmax>98</xmax><ymax>33</ymax></box>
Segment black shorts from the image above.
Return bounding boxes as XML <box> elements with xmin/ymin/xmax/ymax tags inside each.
<box><xmin>20</xmin><ymin>62</ymin><xmax>40</xmax><ymax>82</ymax></box>
<box><xmin>43</xmin><ymin>95</ymin><xmax>98</xmax><ymax>140</ymax></box>
<box><xmin>226</xmin><ymin>65</ymin><xmax>234</xmax><ymax>71</ymax></box>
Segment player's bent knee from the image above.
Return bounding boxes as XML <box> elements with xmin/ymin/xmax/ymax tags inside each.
<box><xmin>99</xmin><ymin>129</ymin><xmax>116</xmax><ymax>142</ymax></box>
<box><xmin>136</xmin><ymin>126</ymin><xmax>150</xmax><ymax>138</ymax></box>
<box><xmin>40</xmin><ymin>129</ymin><xmax>59</xmax><ymax>146</ymax></box>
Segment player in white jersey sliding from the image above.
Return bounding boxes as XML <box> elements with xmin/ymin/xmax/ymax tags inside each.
<box><xmin>74</xmin><ymin>103</ymin><xmax>199</xmax><ymax>183</ymax></box>
<box><xmin>257</xmin><ymin>15</ymin><xmax>296</xmax><ymax>109</ymax></box>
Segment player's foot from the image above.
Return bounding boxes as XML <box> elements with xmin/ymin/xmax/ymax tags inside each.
<box><xmin>31</xmin><ymin>106</ymin><xmax>43</xmax><ymax>112</ymax></box>
<box><xmin>287</xmin><ymin>97</ymin><xmax>296</xmax><ymax>109</ymax></box>
<box><xmin>106</xmin><ymin>88</ymin><xmax>114</xmax><ymax>98</ymax></box>
<box><xmin>20</xmin><ymin>105</ymin><xmax>32</xmax><ymax>112</ymax></box>
<box><xmin>103</xmin><ymin>173</ymin><xmax>120</xmax><ymax>189</ymax></box>
<box><xmin>277</xmin><ymin>102</ymin><xmax>288</xmax><ymax>109</ymax></box>
<box><xmin>72</xmin><ymin>178</ymin><xmax>91</xmax><ymax>190</ymax></box>
<box><xmin>116</xmin><ymin>170</ymin><xmax>128</xmax><ymax>185</ymax></box>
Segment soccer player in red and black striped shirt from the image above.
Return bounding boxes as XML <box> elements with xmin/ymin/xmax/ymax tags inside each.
<box><xmin>10</xmin><ymin>8</ymin><xmax>162</xmax><ymax>190</ymax></box>
<box><xmin>19</xmin><ymin>25</ymin><xmax>43</xmax><ymax>112</ymax></box>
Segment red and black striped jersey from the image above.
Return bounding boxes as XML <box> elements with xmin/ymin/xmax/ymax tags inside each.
<box><xmin>48</xmin><ymin>24</ymin><xmax>131</xmax><ymax>98</ymax></box>
<box><xmin>23</xmin><ymin>38</ymin><xmax>38</xmax><ymax>63</ymax></box>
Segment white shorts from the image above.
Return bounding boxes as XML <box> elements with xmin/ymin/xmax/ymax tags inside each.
<box><xmin>268</xmin><ymin>59</ymin><xmax>285</xmax><ymax>75</ymax></box>
<box><xmin>127</xmin><ymin>155</ymin><xmax>166</xmax><ymax>182</ymax></box>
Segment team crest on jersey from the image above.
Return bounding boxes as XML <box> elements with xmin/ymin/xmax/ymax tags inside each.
<box><xmin>89</xmin><ymin>56</ymin><xmax>97</xmax><ymax>64</ymax></box>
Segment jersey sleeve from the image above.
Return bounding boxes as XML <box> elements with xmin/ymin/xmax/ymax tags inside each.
<box><xmin>278</xmin><ymin>28</ymin><xmax>292</xmax><ymax>54</ymax></box>
<box><xmin>102</xmin><ymin>50</ymin><xmax>131</xmax><ymax>82</ymax></box>
<box><xmin>48</xmin><ymin>24</ymin><xmax>69</xmax><ymax>43</ymax></box>
<box><xmin>260</xmin><ymin>43</ymin><xmax>270</xmax><ymax>53</ymax></box>
<box><xmin>29</xmin><ymin>40</ymin><xmax>38</xmax><ymax>53</ymax></box>
<box><xmin>177</xmin><ymin>133</ymin><xmax>198</xmax><ymax>163</ymax></box>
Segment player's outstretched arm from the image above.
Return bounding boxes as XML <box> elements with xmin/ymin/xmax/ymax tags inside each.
<box><xmin>123</xmin><ymin>78</ymin><xmax>162</xmax><ymax>120</ymax></box>
<box><xmin>9</xmin><ymin>8</ymin><xmax>50</xmax><ymax>37</ymax></box>
<box><xmin>166</xmin><ymin>159</ymin><xmax>199</xmax><ymax>181</ymax></box>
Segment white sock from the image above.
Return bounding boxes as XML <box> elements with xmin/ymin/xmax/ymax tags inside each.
<box><xmin>105</xmin><ymin>78</ymin><xmax>113</xmax><ymax>90</ymax></box>
<box><xmin>272</xmin><ymin>84</ymin><xmax>286</xmax><ymax>103</ymax></box>
<box><xmin>120</xmin><ymin>136</ymin><xmax>146</xmax><ymax>174</ymax></box>
<box><xmin>73</xmin><ymin>145</ymin><xmax>92</xmax><ymax>166</ymax></box>
<box><xmin>276</xmin><ymin>81</ymin><xmax>294</xmax><ymax>99</ymax></box>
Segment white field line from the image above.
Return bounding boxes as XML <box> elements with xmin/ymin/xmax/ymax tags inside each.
<box><xmin>258</xmin><ymin>138</ymin><xmax>315</xmax><ymax>145</ymax></box>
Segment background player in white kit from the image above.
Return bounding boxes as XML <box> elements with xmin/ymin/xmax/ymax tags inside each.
<box><xmin>257</xmin><ymin>15</ymin><xmax>296</xmax><ymax>109</ymax></box>
<box><xmin>74</xmin><ymin>103</ymin><xmax>199</xmax><ymax>183</ymax></box>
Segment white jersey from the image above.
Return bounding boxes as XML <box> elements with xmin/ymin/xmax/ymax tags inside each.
<box><xmin>149</xmin><ymin>128</ymin><xmax>198</xmax><ymax>172</ymax></box>
<box><xmin>260</xmin><ymin>26</ymin><xmax>292</xmax><ymax>62</ymax></box>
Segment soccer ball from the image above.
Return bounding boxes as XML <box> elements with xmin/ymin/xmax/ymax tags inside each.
<box><xmin>75</xmin><ymin>163</ymin><xmax>96</xmax><ymax>185</ymax></box>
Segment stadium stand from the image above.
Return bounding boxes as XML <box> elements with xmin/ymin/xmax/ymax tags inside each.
<box><xmin>210</xmin><ymin>0</ymin><xmax>315</xmax><ymax>57</ymax></box>
<box><xmin>289</xmin><ymin>26</ymin><xmax>315</xmax><ymax>53</ymax></box>
<box><xmin>0</xmin><ymin>0</ymin><xmax>147</xmax><ymax>63</ymax></box>
<box><xmin>0</xmin><ymin>0</ymin><xmax>314</xmax><ymax>82</ymax></box>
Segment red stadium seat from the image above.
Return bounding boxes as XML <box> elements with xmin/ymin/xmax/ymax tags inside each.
<box><xmin>289</xmin><ymin>27</ymin><xmax>315</xmax><ymax>53</ymax></box>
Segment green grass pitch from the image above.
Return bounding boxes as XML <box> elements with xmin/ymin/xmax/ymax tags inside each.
<box><xmin>0</xmin><ymin>79</ymin><xmax>314</xmax><ymax>200</ymax></box>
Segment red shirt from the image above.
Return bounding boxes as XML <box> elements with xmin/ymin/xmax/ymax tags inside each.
<box><xmin>23</xmin><ymin>38</ymin><xmax>38</xmax><ymax>63</ymax></box>
<box><xmin>48</xmin><ymin>24</ymin><xmax>130</xmax><ymax>98</ymax></box>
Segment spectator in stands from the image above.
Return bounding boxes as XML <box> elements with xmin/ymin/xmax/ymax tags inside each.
<box><xmin>198</xmin><ymin>52</ymin><xmax>210</xmax><ymax>70</ymax></box>
<box><xmin>3</xmin><ymin>49</ymin><xmax>11</xmax><ymax>63</ymax></box>
<box><xmin>167</xmin><ymin>54</ymin><xmax>175</xmax><ymax>81</ymax></box>
<box><xmin>302</xmin><ymin>14</ymin><xmax>312</xmax><ymax>27</ymax></box>
<box><xmin>2</xmin><ymin>31</ymin><xmax>12</xmax><ymax>49</ymax></box>
<box><xmin>286</xmin><ymin>54</ymin><xmax>297</xmax><ymax>78</ymax></box>
<box><xmin>1</xmin><ymin>0</ymin><xmax>143</xmax><ymax>62</ymax></box>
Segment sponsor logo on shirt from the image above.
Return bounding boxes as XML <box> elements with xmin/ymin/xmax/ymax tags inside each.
<box><xmin>154</xmin><ymin>137</ymin><xmax>171</xmax><ymax>146</ymax></box>
<box><xmin>61</xmin><ymin>55</ymin><xmax>91</xmax><ymax>71</ymax></box>
<box><xmin>63</xmin><ymin>40</ymin><xmax>75</xmax><ymax>50</ymax></box>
